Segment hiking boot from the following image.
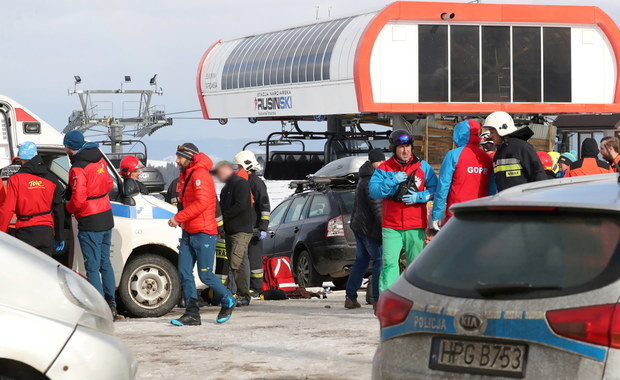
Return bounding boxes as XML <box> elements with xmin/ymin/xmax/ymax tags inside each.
<box><xmin>171</xmin><ymin>298</ymin><xmax>201</xmax><ymax>326</ymax></box>
<box><xmin>345</xmin><ymin>297</ymin><xmax>361</xmax><ymax>309</ymax></box>
<box><xmin>217</xmin><ymin>296</ymin><xmax>236</xmax><ymax>324</ymax></box>
<box><xmin>236</xmin><ymin>298</ymin><xmax>251</xmax><ymax>307</ymax></box>
<box><xmin>109</xmin><ymin>306</ymin><xmax>125</xmax><ymax>321</ymax></box>
<box><xmin>170</xmin><ymin>313</ymin><xmax>201</xmax><ymax>326</ymax></box>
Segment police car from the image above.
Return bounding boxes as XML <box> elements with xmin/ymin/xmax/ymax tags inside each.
<box><xmin>373</xmin><ymin>173</ymin><xmax>620</xmax><ymax>379</ymax></box>
<box><xmin>0</xmin><ymin>95</ymin><xmax>181</xmax><ymax>317</ymax></box>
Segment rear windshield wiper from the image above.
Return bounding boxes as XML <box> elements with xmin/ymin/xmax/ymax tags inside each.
<box><xmin>474</xmin><ymin>282</ymin><xmax>562</xmax><ymax>297</ymax></box>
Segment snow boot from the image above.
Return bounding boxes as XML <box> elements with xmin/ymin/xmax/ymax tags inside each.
<box><xmin>236</xmin><ymin>297</ymin><xmax>251</xmax><ymax>307</ymax></box>
<box><xmin>345</xmin><ymin>297</ymin><xmax>361</xmax><ymax>309</ymax></box>
<box><xmin>171</xmin><ymin>298</ymin><xmax>201</xmax><ymax>326</ymax></box>
<box><xmin>105</xmin><ymin>294</ymin><xmax>124</xmax><ymax>321</ymax></box>
<box><xmin>216</xmin><ymin>295</ymin><xmax>236</xmax><ymax>324</ymax></box>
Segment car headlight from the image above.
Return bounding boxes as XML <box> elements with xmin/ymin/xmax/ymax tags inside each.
<box><xmin>57</xmin><ymin>265</ymin><xmax>114</xmax><ymax>334</ymax></box>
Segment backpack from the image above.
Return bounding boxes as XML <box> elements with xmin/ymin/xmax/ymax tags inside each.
<box><xmin>262</xmin><ymin>256</ymin><xmax>297</xmax><ymax>292</ymax></box>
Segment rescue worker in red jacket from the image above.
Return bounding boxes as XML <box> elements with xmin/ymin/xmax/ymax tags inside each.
<box><xmin>0</xmin><ymin>142</ymin><xmax>64</xmax><ymax>255</ymax></box>
<box><xmin>565</xmin><ymin>138</ymin><xmax>612</xmax><ymax>177</ymax></box>
<box><xmin>119</xmin><ymin>155</ymin><xmax>148</xmax><ymax>194</ymax></box>
<box><xmin>431</xmin><ymin>120</ymin><xmax>495</xmax><ymax>229</ymax></box>
<box><xmin>369</xmin><ymin>130</ymin><xmax>438</xmax><ymax>293</ymax></box>
<box><xmin>168</xmin><ymin>143</ymin><xmax>236</xmax><ymax>326</ymax></box>
<box><xmin>63</xmin><ymin>130</ymin><xmax>118</xmax><ymax>319</ymax></box>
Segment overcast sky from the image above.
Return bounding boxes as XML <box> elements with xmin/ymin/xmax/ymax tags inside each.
<box><xmin>2</xmin><ymin>0</ymin><xmax>619</xmax><ymax>160</ymax></box>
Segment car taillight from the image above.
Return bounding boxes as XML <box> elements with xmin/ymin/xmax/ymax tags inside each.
<box><xmin>326</xmin><ymin>215</ymin><xmax>345</xmax><ymax>237</ymax></box>
<box><xmin>546</xmin><ymin>304</ymin><xmax>620</xmax><ymax>348</ymax></box>
<box><xmin>376</xmin><ymin>290</ymin><xmax>413</xmax><ymax>328</ymax></box>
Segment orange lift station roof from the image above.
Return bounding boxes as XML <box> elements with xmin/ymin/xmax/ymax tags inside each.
<box><xmin>196</xmin><ymin>1</ymin><xmax>620</xmax><ymax>120</ymax></box>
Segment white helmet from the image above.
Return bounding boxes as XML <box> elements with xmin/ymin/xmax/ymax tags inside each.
<box><xmin>233</xmin><ymin>150</ymin><xmax>261</xmax><ymax>172</ymax></box>
<box><xmin>483</xmin><ymin>111</ymin><xmax>517</xmax><ymax>137</ymax></box>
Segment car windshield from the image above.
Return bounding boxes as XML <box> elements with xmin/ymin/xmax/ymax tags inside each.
<box><xmin>406</xmin><ymin>211</ymin><xmax>620</xmax><ymax>299</ymax></box>
<box><xmin>334</xmin><ymin>191</ymin><xmax>355</xmax><ymax>214</ymax></box>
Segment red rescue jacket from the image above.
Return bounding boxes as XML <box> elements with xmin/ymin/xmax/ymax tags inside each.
<box><xmin>0</xmin><ymin>155</ymin><xmax>64</xmax><ymax>239</ymax></box>
<box><xmin>431</xmin><ymin>120</ymin><xmax>495</xmax><ymax>222</ymax></box>
<box><xmin>66</xmin><ymin>146</ymin><xmax>114</xmax><ymax>232</ymax></box>
<box><xmin>565</xmin><ymin>138</ymin><xmax>612</xmax><ymax>178</ymax></box>
<box><xmin>369</xmin><ymin>156</ymin><xmax>438</xmax><ymax>230</ymax></box>
<box><xmin>175</xmin><ymin>153</ymin><xmax>218</xmax><ymax>235</ymax></box>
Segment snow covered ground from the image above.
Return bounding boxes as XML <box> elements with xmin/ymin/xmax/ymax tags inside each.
<box><xmin>115</xmin><ymin>291</ymin><xmax>378</xmax><ymax>379</ymax></box>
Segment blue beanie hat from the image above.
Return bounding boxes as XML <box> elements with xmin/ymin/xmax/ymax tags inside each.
<box><xmin>63</xmin><ymin>130</ymin><xmax>85</xmax><ymax>151</ymax></box>
<box><xmin>18</xmin><ymin>141</ymin><xmax>37</xmax><ymax>160</ymax></box>
<box><xmin>558</xmin><ymin>150</ymin><xmax>577</xmax><ymax>165</ymax></box>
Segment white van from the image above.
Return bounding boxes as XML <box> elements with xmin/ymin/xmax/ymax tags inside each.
<box><xmin>0</xmin><ymin>95</ymin><xmax>182</xmax><ymax>317</ymax></box>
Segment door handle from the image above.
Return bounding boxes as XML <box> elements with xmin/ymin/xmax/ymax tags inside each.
<box><xmin>269</xmin><ymin>230</ymin><xmax>275</xmax><ymax>238</ymax></box>
<box><xmin>293</xmin><ymin>227</ymin><xmax>300</xmax><ymax>233</ymax></box>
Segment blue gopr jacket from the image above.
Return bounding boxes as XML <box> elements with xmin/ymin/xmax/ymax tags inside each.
<box><xmin>431</xmin><ymin>120</ymin><xmax>496</xmax><ymax>222</ymax></box>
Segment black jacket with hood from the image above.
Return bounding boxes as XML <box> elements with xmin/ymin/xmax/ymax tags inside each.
<box><xmin>493</xmin><ymin>127</ymin><xmax>548</xmax><ymax>191</ymax></box>
<box><xmin>220</xmin><ymin>173</ymin><xmax>253</xmax><ymax>235</ymax></box>
<box><xmin>350</xmin><ymin>161</ymin><xmax>383</xmax><ymax>242</ymax></box>
<box><xmin>566</xmin><ymin>138</ymin><xmax>611</xmax><ymax>177</ymax></box>
<box><xmin>248</xmin><ymin>171</ymin><xmax>270</xmax><ymax>232</ymax></box>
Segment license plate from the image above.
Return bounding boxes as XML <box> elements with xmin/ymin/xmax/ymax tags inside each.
<box><xmin>429</xmin><ymin>337</ymin><xmax>528</xmax><ymax>378</ymax></box>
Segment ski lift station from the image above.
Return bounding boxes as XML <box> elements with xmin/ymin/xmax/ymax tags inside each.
<box><xmin>196</xmin><ymin>1</ymin><xmax>620</xmax><ymax>170</ymax></box>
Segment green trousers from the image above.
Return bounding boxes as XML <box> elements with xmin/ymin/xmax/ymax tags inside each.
<box><xmin>379</xmin><ymin>228</ymin><xmax>425</xmax><ymax>293</ymax></box>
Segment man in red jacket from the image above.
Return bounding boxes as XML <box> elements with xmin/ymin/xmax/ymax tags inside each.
<box><xmin>369</xmin><ymin>130</ymin><xmax>438</xmax><ymax>293</ymax></box>
<box><xmin>431</xmin><ymin>120</ymin><xmax>495</xmax><ymax>228</ymax></box>
<box><xmin>0</xmin><ymin>141</ymin><xmax>64</xmax><ymax>255</ymax></box>
<box><xmin>63</xmin><ymin>130</ymin><xmax>118</xmax><ymax>318</ymax></box>
<box><xmin>168</xmin><ymin>143</ymin><xmax>236</xmax><ymax>326</ymax></box>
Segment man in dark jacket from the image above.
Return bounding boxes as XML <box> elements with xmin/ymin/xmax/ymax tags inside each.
<box><xmin>345</xmin><ymin>149</ymin><xmax>385</xmax><ymax>309</ymax></box>
<box><xmin>214</xmin><ymin>161</ymin><xmax>253</xmax><ymax>306</ymax></box>
<box><xmin>165</xmin><ymin>177</ymin><xmax>180</xmax><ymax>206</ymax></box>
<box><xmin>233</xmin><ymin>150</ymin><xmax>270</xmax><ymax>295</ymax></box>
<box><xmin>483</xmin><ymin>111</ymin><xmax>547</xmax><ymax>191</ymax></box>
<box><xmin>565</xmin><ymin>138</ymin><xmax>612</xmax><ymax>177</ymax></box>
<box><xmin>63</xmin><ymin>130</ymin><xmax>118</xmax><ymax>318</ymax></box>
<box><xmin>0</xmin><ymin>142</ymin><xmax>64</xmax><ymax>255</ymax></box>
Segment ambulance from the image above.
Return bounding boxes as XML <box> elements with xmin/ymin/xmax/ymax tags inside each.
<box><xmin>0</xmin><ymin>94</ymin><xmax>182</xmax><ymax>317</ymax></box>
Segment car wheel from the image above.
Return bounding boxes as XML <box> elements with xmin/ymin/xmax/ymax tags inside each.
<box><xmin>296</xmin><ymin>250</ymin><xmax>323</xmax><ymax>287</ymax></box>
<box><xmin>0</xmin><ymin>359</ymin><xmax>48</xmax><ymax>379</ymax></box>
<box><xmin>331</xmin><ymin>276</ymin><xmax>348</xmax><ymax>290</ymax></box>
<box><xmin>119</xmin><ymin>254</ymin><xmax>180</xmax><ymax>318</ymax></box>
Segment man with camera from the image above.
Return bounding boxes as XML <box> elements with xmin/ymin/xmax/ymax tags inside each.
<box><xmin>369</xmin><ymin>130</ymin><xmax>437</xmax><ymax>293</ymax></box>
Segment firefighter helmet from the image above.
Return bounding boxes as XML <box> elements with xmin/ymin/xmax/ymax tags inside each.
<box><xmin>536</xmin><ymin>151</ymin><xmax>554</xmax><ymax>171</ymax></box>
<box><xmin>119</xmin><ymin>156</ymin><xmax>145</xmax><ymax>178</ymax></box>
<box><xmin>483</xmin><ymin>111</ymin><xmax>517</xmax><ymax>137</ymax></box>
<box><xmin>233</xmin><ymin>150</ymin><xmax>261</xmax><ymax>172</ymax></box>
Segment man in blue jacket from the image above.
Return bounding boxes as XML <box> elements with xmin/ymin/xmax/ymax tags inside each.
<box><xmin>369</xmin><ymin>130</ymin><xmax>437</xmax><ymax>293</ymax></box>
